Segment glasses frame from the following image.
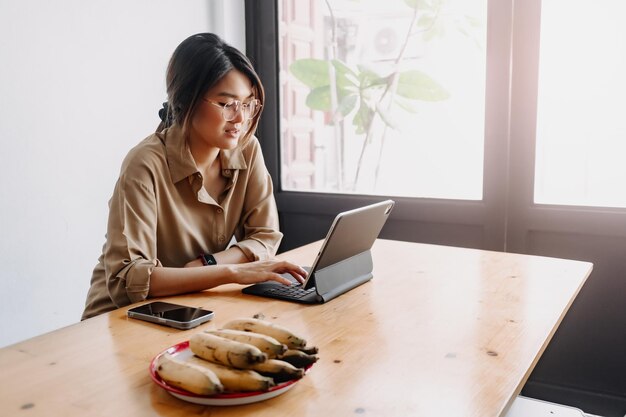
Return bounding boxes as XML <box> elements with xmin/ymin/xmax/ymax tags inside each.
<box><xmin>204</xmin><ymin>98</ymin><xmax>262</xmax><ymax>122</ymax></box>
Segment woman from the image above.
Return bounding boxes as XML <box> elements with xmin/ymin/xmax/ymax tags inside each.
<box><xmin>82</xmin><ymin>33</ymin><xmax>306</xmax><ymax>319</ymax></box>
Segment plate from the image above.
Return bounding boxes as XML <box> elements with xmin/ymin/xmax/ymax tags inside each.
<box><xmin>149</xmin><ymin>341</ymin><xmax>308</xmax><ymax>406</ymax></box>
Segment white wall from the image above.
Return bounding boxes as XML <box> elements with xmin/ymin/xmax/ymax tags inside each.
<box><xmin>0</xmin><ymin>0</ymin><xmax>245</xmax><ymax>347</ymax></box>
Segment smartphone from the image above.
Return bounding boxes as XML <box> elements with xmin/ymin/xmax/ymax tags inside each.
<box><xmin>127</xmin><ymin>301</ymin><xmax>214</xmax><ymax>330</ymax></box>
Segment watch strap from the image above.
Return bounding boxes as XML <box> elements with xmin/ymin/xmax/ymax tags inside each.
<box><xmin>199</xmin><ymin>253</ymin><xmax>217</xmax><ymax>266</ymax></box>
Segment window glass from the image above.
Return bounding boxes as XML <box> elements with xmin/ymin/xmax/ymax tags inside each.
<box><xmin>535</xmin><ymin>1</ymin><xmax>626</xmax><ymax>208</ymax></box>
<box><xmin>278</xmin><ymin>0</ymin><xmax>487</xmax><ymax>199</ymax></box>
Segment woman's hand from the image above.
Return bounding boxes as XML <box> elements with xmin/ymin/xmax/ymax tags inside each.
<box><xmin>149</xmin><ymin>258</ymin><xmax>308</xmax><ymax>298</ymax></box>
<box><xmin>226</xmin><ymin>259</ymin><xmax>308</xmax><ymax>286</ymax></box>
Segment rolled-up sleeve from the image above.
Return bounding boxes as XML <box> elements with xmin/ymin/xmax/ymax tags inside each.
<box><xmin>104</xmin><ymin>171</ymin><xmax>162</xmax><ymax>307</ymax></box>
<box><xmin>233</xmin><ymin>140</ymin><xmax>283</xmax><ymax>261</ymax></box>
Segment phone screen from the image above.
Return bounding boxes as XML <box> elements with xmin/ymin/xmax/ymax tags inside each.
<box><xmin>128</xmin><ymin>301</ymin><xmax>214</xmax><ymax>329</ymax></box>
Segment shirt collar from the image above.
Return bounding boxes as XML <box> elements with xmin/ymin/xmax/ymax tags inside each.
<box><xmin>163</xmin><ymin>124</ymin><xmax>247</xmax><ymax>184</ymax></box>
<box><xmin>220</xmin><ymin>147</ymin><xmax>247</xmax><ymax>171</ymax></box>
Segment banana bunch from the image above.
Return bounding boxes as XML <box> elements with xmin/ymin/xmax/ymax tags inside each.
<box><xmin>155</xmin><ymin>317</ymin><xmax>318</xmax><ymax>395</ymax></box>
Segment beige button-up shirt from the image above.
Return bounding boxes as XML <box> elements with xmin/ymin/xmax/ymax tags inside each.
<box><xmin>82</xmin><ymin>125</ymin><xmax>282</xmax><ymax>319</ymax></box>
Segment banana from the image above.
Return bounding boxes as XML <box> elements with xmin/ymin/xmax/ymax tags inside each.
<box><xmin>189</xmin><ymin>332</ymin><xmax>267</xmax><ymax>369</ymax></box>
<box><xmin>155</xmin><ymin>353</ymin><xmax>224</xmax><ymax>396</ymax></box>
<box><xmin>299</xmin><ymin>345</ymin><xmax>319</xmax><ymax>355</ymax></box>
<box><xmin>205</xmin><ymin>329</ymin><xmax>287</xmax><ymax>358</ymax></box>
<box><xmin>278</xmin><ymin>349</ymin><xmax>318</xmax><ymax>368</ymax></box>
<box><xmin>249</xmin><ymin>359</ymin><xmax>305</xmax><ymax>383</ymax></box>
<box><xmin>222</xmin><ymin>318</ymin><xmax>307</xmax><ymax>349</ymax></box>
<box><xmin>187</xmin><ymin>356</ymin><xmax>275</xmax><ymax>392</ymax></box>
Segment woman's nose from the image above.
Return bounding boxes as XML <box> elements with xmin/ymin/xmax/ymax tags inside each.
<box><xmin>231</xmin><ymin>104</ymin><xmax>246</xmax><ymax>124</ymax></box>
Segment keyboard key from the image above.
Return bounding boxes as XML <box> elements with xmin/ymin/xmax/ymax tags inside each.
<box><xmin>265</xmin><ymin>285</ymin><xmax>315</xmax><ymax>299</ymax></box>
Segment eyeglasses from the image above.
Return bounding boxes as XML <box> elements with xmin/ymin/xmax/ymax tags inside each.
<box><xmin>204</xmin><ymin>98</ymin><xmax>262</xmax><ymax>122</ymax></box>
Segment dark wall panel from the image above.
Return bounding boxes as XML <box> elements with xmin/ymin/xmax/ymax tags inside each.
<box><xmin>522</xmin><ymin>230</ymin><xmax>626</xmax><ymax>416</ymax></box>
<box><xmin>278</xmin><ymin>213</ymin><xmax>486</xmax><ymax>253</ymax></box>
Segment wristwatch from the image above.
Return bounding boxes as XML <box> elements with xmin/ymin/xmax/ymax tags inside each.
<box><xmin>198</xmin><ymin>253</ymin><xmax>217</xmax><ymax>266</ymax></box>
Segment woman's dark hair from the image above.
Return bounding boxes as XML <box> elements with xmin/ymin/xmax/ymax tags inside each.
<box><xmin>157</xmin><ymin>33</ymin><xmax>265</xmax><ymax>146</ymax></box>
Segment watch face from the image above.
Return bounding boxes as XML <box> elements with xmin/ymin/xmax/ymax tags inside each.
<box><xmin>202</xmin><ymin>254</ymin><xmax>217</xmax><ymax>266</ymax></box>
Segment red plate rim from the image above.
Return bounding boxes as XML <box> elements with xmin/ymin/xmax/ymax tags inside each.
<box><xmin>149</xmin><ymin>340</ymin><xmax>310</xmax><ymax>399</ymax></box>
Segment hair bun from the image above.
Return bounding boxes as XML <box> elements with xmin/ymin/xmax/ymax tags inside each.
<box><xmin>158</xmin><ymin>102</ymin><xmax>174</xmax><ymax>127</ymax></box>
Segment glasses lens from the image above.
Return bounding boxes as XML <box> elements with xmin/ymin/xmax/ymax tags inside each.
<box><xmin>246</xmin><ymin>100</ymin><xmax>260</xmax><ymax>119</ymax></box>
<box><xmin>220</xmin><ymin>100</ymin><xmax>261</xmax><ymax>121</ymax></box>
<box><xmin>223</xmin><ymin>101</ymin><xmax>239</xmax><ymax>121</ymax></box>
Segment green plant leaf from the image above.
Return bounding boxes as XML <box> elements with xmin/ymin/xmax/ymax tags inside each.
<box><xmin>397</xmin><ymin>70</ymin><xmax>450</xmax><ymax>101</ymax></box>
<box><xmin>306</xmin><ymin>86</ymin><xmax>331</xmax><ymax>111</ymax></box>
<box><xmin>290</xmin><ymin>59</ymin><xmax>330</xmax><ymax>89</ymax></box>
<box><xmin>417</xmin><ymin>15</ymin><xmax>436</xmax><ymax>29</ymax></box>
<box><xmin>358</xmin><ymin>67</ymin><xmax>389</xmax><ymax>90</ymax></box>
<box><xmin>337</xmin><ymin>93</ymin><xmax>358</xmax><ymax>117</ymax></box>
<box><xmin>375</xmin><ymin>102</ymin><xmax>399</xmax><ymax>130</ymax></box>
<box><xmin>404</xmin><ymin>0</ymin><xmax>433</xmax><ymax>11</ymax></box>
<box><xmin>423</xmin><ymin>21</ymin><xmax>445</xmax><ymax>41</ymax></box>
<box><xmin>332</xmin><ymin>59</ymin><xmax>358</xmax><ymax>89</ymax></box>
<box><xmin>353</xmin><ymin>100</ymin><xmax>374</xmax><ymax>135</ymax></box>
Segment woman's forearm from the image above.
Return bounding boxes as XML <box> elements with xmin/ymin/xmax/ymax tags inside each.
<box><xmin>147</xmin><ymin>248</ymin><xmax>308</xmax><ymax>298</ymax></box>
<box><xmin>148</xmin><ymin>264</ymin><xmax>234</xmax><ymax>297</ymax></box>
<box><xmin>148</xmin><ymin>247</ymin><xmax>255</xmax><ymax>297</ymax></box>
<box><xmin>184</xmin><ymin>246</ymin><xmax>250</xmax><ymax>268</ymax></box>
<box><xmin>214</xmin><ymin>246</ymin><xmax>249</xmax><ymax>264</ymax></box>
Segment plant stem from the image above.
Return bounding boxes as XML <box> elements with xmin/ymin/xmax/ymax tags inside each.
<box><xmin>353</xmin><ymin>1</ymin><xmax>444</xmax><ymax>190</ymax></box>
<box><xmin>374</xmin><ymin>3</ymin><xmax>424</xmax><ymax>189</ymax></box>
<box><xmin>353</xmin><ymin>113</ymin><xmax>374</xmax><ymax>190</ymax></box>
<box><xmin>355</xmin><ymin>2</ymin><xmax>421</xmax><ymax>190</ymax></box>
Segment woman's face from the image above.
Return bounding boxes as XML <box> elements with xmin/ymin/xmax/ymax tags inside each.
<box><xmin>189</xmin><ymin>69</ymin><xmax>254</xmax><ymax>150</ymax></box>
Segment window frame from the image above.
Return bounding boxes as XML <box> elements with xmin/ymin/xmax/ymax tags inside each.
<box><xmin>244</xmin><ymin>0</ymin><xmax>511</xmax><ymax>252</ymax></box>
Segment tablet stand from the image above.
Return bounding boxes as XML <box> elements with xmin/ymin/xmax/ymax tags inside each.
<box><xmin>314</xmin><ymin>250</ymin><xmax>374</xmax><ymax>302</ymax></box>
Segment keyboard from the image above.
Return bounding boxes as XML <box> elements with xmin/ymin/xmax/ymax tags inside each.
<box><xmin>263</xmin><ymin>284</ymin><xmax>316</xmax><ymax>299</ymax></box>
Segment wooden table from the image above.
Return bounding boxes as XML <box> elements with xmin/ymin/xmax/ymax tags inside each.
<box><xmin>0</xmin><ymin>239</ymin><xmax>592</xmax><ymax>416</ymax></box>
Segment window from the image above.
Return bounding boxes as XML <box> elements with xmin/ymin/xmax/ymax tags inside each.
<box><xmin>278</xmin><ymin>0</ymin><xmax>487</xmax><ymax>199</ymax></box>
<box><xmin>534</xmin><ymin>0</ymin><xmax>626</xmax><ymax>208</ymax></box>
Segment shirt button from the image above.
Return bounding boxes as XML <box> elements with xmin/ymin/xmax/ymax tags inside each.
<box><xmin>223</xmin><ymin>169</ymin><xmax>231</xmax><ymax>176</ymax></box>
<box><xmin>217</xmin><ymin>208</ymin><xmax>223</xmax><ymax>214</ymax></box>
<box><xmin>218</xmin><ymin>235</ymin><xmax>226</xmax><ymax>242</ymax></box>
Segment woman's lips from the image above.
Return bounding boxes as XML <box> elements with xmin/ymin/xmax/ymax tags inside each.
<box><xmin>225</xmin><ymin>128</ymin><xmax>240</xmax><ymax>137</ymax></box>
